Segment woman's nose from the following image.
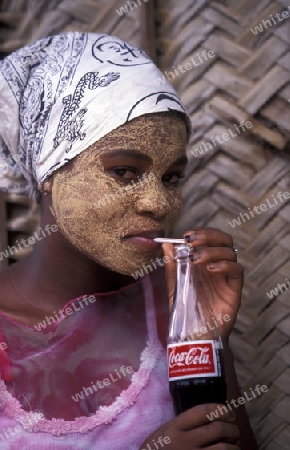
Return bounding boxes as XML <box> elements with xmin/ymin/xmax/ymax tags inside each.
<box><xmin>135</xmin><ymin>184</ymin><xmax>171</xmax><ymax>219</ymax></box>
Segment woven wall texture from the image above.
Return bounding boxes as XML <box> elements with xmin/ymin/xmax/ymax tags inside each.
<box><xmin>0</xmin><ymin>1</ymin><xmax>289</xmax><ymax>449</ymax></box>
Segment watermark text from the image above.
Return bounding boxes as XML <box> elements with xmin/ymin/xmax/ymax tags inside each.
<box><xmin>154</xmin><ymin>50</ymin><xmax>215</xmax><ymax>87</ymax></box>
<box><xmin>206</xmin><ymin>384</ymin><xmax>269</xmax><ymax>421</ymax></box>
<box><xmin>191</xmin><ymin>121</ymin><xmax>252</xmax><ymax>158</ymax></box>
<box><xmin>71</xmin><ymin>365</ymin><xmax>133</xmax><ymax>403</ymax></box>
<box><xmin>251</xmin><ymin>7</ymin><xmax>290</xmax><ymax>34</ymax></box>
<box><xmin>228</xmin><ymin>191</ymin><xmax>290</xmax><ymax>228</ymax></box>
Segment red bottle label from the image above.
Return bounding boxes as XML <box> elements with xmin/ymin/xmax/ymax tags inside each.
<box><xmin>167</xmin><ymin>340</ymin><xmax>218</xmax><ymax>381</ymax></box>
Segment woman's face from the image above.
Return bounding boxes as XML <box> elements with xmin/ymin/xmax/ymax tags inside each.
<box><xmin>50</xmin><ymin>114</ymin><xmax>188</xmax><ymax>275</ymax></box>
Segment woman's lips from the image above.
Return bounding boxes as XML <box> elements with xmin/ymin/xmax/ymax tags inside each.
<box><xmin>123</xmin><ymin>236</ymin><xmax>161</xmax><ymax>251</ymax></box>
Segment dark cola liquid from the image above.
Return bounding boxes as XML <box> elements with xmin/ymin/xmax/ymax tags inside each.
<box><xmin>169</xmin><ymin>349</ymin><xmax>227</xmax><ymax>415</ymax></box>
<box><xmin>170</xmin><ymin>376</ymin><xmax>227</xmax><ymax>415</ymax></box>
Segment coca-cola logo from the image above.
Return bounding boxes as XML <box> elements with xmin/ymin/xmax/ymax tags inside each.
<box><xmin>168</xmin><ymin>346</ymin><xmax>210</xmax><ymax>368</ymax></box>
<box><xmin>167</xmin><ymin>341</ymin><xmax>217</xmax><ymax>380</ymax></box>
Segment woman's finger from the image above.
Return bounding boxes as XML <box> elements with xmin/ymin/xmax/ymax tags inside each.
<box><xmin>206</xmin><ymin>445</ymin><xmax>240</xmax><ymax>450</ymax></box>
<box><xmin>188</xmin><ymin>247</ymin><xmax>237</xmax><ymax>265</ymax></box>
<box><xmin>176</xmin><ymin>404</ymin><xmax>236</xmax><ymax>431</ymax></box>
<box><xmin>183</xmin><ymin>227</ymin><xmax>234</xmax><ymax>248</ymax></box>
<box><xmin>187</xmin><ymin>420</ymin><xmax>240</xmax><ymax>446</ymax></box>
<box><xmin>206</xmin><ymin>260</ymin><xmax>244</xmax><ymax>292</ymax></box>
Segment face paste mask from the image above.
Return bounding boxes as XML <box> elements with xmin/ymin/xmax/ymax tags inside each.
<box><xmin>50</xmin><ymin>114</ymin><xmax>187</xmax><ymax>276</ymax></box>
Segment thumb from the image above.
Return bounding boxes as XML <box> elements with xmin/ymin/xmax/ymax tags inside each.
<box><xmin>162</xmin><ymin>243</ymin><xmax>176</xmax><ymax>313</ymax></box>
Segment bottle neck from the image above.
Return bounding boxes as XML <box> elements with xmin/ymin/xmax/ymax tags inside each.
<box><xmin>168</xmin><ymin>244</ymin><xmax>222</xmax><ymax>343</ymax></box>
<box><xmin>175</xmin><ymin>245</ymin><xmax>190</xmax><ymax>297</ymax></box>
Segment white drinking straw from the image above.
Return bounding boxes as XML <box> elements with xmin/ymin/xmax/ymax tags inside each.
<box><xmin>153</xmin><ymin>238</ymin><xmax>185</xmax><ymax>244</ymax></box>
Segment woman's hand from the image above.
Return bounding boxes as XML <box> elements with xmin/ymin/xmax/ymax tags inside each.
<box><xmin>163</xmin><ymin>227</ymin><xmax>243</xmax><ymax>341</ymax></box>
<box><xmin>139</xmin><ymin>404</ymin><xmax>240</xmax><ymax>450</ymax></box>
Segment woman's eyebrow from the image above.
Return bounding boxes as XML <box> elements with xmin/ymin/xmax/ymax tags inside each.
<box><xmin>103</xmin><ymin>150</ymin><xmax>187</xmax><ymax>167</ymax></box>
<box><xmin>104</xmin><ymin>149</ymin><xmax>152</xmax><ymax>163</ymax></box>
<box><xmin>170</xmin><ymin>155</ymin><xmax>188</xmax><ymax>167</ymax></box>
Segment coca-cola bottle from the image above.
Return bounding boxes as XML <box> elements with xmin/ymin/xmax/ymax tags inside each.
<box><xmin>167</xmin><ymin>243</ymin><xmax>227</xmax><ymax>415</ymax></box>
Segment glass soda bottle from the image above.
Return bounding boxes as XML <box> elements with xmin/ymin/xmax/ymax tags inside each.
<box><xmin>167</xmin><ymin>243</ymin><xmax>227</xmax><ymax>415</ymax></box>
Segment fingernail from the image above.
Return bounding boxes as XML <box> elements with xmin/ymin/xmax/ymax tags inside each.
<box><xmin>189</xmin><ymin>252</ymin><xmax>199</xmax><ymax>262</ymax></box>
<box><xmin>207</xmin><ymin>263</ymin><xmax>217</xmax><ymax>270</ymax></box>
<box><xmin>228</xmin><ymin>410</ymin><xmax>236</xmax><ymax>422</ymax></box>
<box><xmin>184</xmin><ymin>233</ymin><xmax>197</xmax><ymax>243</ymax></box>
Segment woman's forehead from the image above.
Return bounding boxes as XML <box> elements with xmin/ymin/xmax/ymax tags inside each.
<box><xmin>87</xmin><ymin>114</ymin><xmax>187</xmax><ymax>159</ymax></box>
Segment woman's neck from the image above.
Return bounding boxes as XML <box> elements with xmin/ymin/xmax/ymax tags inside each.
<box><xmin>2</xmin><ymin>225</ymin><xmax>135</xmax><ymax>318</ymax></box>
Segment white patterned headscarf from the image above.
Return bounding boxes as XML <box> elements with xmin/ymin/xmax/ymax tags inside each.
<box><xmin>0</xmin><ymin>32</ymin><xmax>190</xmax><ymax>200</ymax></box>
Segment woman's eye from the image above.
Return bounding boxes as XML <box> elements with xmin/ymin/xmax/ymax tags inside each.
<box><xmin>113</xmin><ymin>167</ymin><xmax>139</xmax><ymax>180</ymax></box>
<box><xmin>162</xmin><ymin>173</ymin><xmax>185</xmax><ymax>184</ymax></box>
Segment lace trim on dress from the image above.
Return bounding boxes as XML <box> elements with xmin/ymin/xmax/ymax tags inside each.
<box><xmin>0</xmin><ymin>339</ymin><xmax>162</xmax><ymax>436</ymax></box>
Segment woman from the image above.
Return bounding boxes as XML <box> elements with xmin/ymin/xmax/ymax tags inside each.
<box><xmin>0</xmin><ymin>32</ymin><xmax>258</xmax><ymax>449</ymax></box>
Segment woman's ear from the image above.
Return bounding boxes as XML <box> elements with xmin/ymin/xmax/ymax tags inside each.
<box><xmin>41</xmin><ymin>177</ymin><xmax>53</xmax><ymax>194</ymax></box>
<box><xmin>40</xmin><ymin>178</ymin><xmax>56</xmax><ymax>219</ymax></box>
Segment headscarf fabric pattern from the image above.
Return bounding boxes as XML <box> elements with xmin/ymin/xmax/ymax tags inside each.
<box><xmin>0</xmin><ymin>32</ymin><xmax>190</xmax><ymax>200</ymax></box>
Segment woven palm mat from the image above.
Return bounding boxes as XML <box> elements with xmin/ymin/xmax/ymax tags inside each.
<box><xmin>156</xmin><ymin>0</ymin><xmax>290</xmax><ymax>449</ymax></box>
<box><xmin>0</xmin><ymin>0</ymin><xmax>290</xmax><ymax>448</ymax></box>
<box><xmin>0</xmin><ymin>0</ymin><xmax>141</xmax><ymax>51</ymax></box>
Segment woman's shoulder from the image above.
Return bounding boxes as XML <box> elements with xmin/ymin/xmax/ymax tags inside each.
<box><xmin>0</xmin><ymin>267</ymin><xmax>17</xmax><ymax>311</ymax></box>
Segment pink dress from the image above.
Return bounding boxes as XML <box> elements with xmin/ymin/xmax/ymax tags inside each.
<box><xmin>0</xmin><ymin>269</ymin><xmax>175</xmax><ymax>449</ymax></box>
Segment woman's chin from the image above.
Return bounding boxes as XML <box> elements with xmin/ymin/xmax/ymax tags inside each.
<box><xmin>95</xmin><ymin>248</ymin><xmax>163</xmax><ymax>277</ymax></box>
